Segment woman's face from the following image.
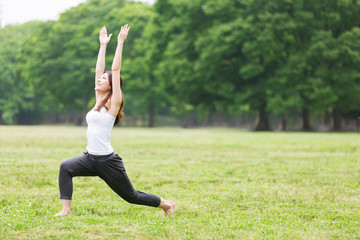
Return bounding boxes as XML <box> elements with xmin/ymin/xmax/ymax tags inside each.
<box><xmin>95</xmin><ymin>73</ymin><xmax>111</xmax><ymax>92</ymax></box>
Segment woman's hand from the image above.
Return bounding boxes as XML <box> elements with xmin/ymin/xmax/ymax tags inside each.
<box><xmin>118</xmin><ymin>24</ymin><xmax>130</xmax><ymax>43</ymax></box>
<box><xmin>99</xmin><ymin>26</ymin><xmax>112</xmax><ymax>45</ymax></box>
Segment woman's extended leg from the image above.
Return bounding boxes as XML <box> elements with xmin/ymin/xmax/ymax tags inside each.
<box><xmin>55</xmin><ymin>153</ymin><xmax>97</xmax><ymax>216</ymax></box>
<box><xmin>94</xmin><ymin>153</ymin><xmax>175</xmax><ymax>216</ymax></box>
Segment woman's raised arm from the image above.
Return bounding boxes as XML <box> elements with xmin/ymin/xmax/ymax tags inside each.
<box><xmin>95</xmin><ymin>26</ymin><xmax>112</xmax><ymax>85</ymax></box>
<box><xmin>110</xmin><ymin>24</ymin><xmax>130</xmax><ymax>108</ymax></box>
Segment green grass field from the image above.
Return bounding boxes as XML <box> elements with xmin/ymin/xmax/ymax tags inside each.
<box><xmin>0</xmin><ymin>126</ymin><xmax>359</xmax><ymax>239</ymax></box>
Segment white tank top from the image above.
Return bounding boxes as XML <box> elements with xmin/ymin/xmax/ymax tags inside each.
<box><xmin>86</xmin><ymin>106</ymin><xmax>115</xmax><ymax>155</ymax></box>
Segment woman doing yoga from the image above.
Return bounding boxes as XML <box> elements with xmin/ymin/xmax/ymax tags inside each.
<box><xmin>55</xmin><ymin>24</ymin><xmax>175</xmax><ymax>217</ymax></box>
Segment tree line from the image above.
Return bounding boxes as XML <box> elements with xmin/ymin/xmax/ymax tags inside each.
<box><xmin>0</xmin><ymin>0</ymin><xmax>359</xmax><ymax>131</ymax></box>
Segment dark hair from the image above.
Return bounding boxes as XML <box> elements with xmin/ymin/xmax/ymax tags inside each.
<box><xmin>95</xmin><ymin>71</ymin><xmax>124</xmax><ymax>126</ymax></box>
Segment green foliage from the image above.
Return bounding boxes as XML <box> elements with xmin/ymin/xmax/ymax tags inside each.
<box><xmin>0</xmin><ymin>22</ymin><xmax>44</xmax><ymax>124</ymax></box>
<box><xmin>37</xmin><ymin>0</ymin><xmax>127</xmax><ymax>112</ymax></box>
<box><xmin>0</xmin><ymin>0</ymin><xmax>359</xmax><ymax>129</ymax></box>
<box><xmin>107</xmin><ymin>2</ymin><xmax>157</xmax><ymax>119</ymax></box>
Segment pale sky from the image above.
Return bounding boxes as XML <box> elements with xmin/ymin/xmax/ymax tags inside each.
<box><xmin>0</xmin><ymin>0</ymin><xmax>155</xmax><ymax>27</ymax></box>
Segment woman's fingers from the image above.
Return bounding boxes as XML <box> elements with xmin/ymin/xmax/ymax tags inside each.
<box><xmin>100</xmin><ymin>26</ymin><xmax>107</xmax><ymax>36</ymax></box>
<box><xmin>120</xmin><ymin>24</ymin><xmax>130</xmax><ymax>34</ymax></box>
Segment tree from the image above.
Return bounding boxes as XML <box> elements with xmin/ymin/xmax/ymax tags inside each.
<box><xmin>105</xmin><ymin>2</ymin><xmax>157</xmax><ymax>127</ymax></box>
<box><xmin>22</xmin><ymin>0</ymin><xmax>128</xmax><ymax>124</ymax></box>
<box><xmin>0</xmin><ymin>21</ymin><xmax>44</xmax><ymax>124</ymax></box>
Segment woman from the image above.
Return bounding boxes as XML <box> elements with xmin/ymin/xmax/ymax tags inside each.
<box><xmin>55</xmin><ymin>25</ymin><xmax>175</xmax><ymax>217</ymax></box>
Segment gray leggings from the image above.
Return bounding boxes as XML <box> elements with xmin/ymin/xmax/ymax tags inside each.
<box><xmin>58</xmin><ymin>152</ymin><xmax>161</xmax><ymax>207</ymax></box>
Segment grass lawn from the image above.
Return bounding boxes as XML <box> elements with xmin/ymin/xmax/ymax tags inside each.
<box><xmin>0</xmin><ymin>126</ymin><xmax>359</xmax><ymax>239</ymax></box>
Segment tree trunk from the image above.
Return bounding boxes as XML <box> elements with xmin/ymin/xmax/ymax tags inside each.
<box><xmin>142</xmin><ymin>115</ymin><xmax>146</xmax><ymax>127</ymax></box>
<box><xmin>324</xmin><ymin>111</ymin><xmax>331</xmax><ymax>126</ymax></box>
<box><xmin>255</xmin><ymin>106</ymin><xmax>271</xmax><ymax>131</ymax></box>
<box><xmin>147</xmin><ymin>74</ymin><xmax>155</xmax><ymax>127</ymax></box>
<box><xmin>55</xmin><ymin>113</ymin><xmax>60</xmax><ymax>123</ymax></box>
<box><xmin>332</xmin><ymin>109</ymin><xmax>342</xmax><ymax>131</ymax></box>
<box><xmin>281</xmin><ymin>118</ymin><xmax>287</xmax><ymax>131</ymax></box>
<box><xmin>148</xmin><ymin>101</ymin><xmax>155</xmax><ymax>127</ymax></box>
<box><xmin>192</xmin><ymin>109</ymin><xmax>198</xmax><ymax>126</ymax></box>
<box><xmin>301</xmin><ymin>107</ymin><xmax>312</xmax><ymax>131</ymax></box>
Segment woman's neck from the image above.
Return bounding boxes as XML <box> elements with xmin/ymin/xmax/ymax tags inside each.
<box><xmin>96</xmin><ymin>90</ymin><xmax>109</xmax><ymax>98</ymax></box>
<box><xmin>95</xmin><ymin>91</ymin><xmax>112</xmax><ymax>110</ymax></box>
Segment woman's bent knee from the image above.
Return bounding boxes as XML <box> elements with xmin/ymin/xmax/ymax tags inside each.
<box><xmin>59</xmin><ymin>160</ymin><xmax>73</xmax><ymax>175</ymax></box>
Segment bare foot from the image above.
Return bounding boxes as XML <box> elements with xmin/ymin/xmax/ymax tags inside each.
<box><xmin>54</xmin><ymin>210</ymin><xmax>71</xmax><ymax>216</ymax></box>
<box><xmin>161</xmin><ymin>200</ymin><xmax>175</xmax><ymax>217</ymax></box>
<box><xmin>55</xmin><ymin>199</ymin><xmax>71</xmax><ymax>216</ymax></box>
